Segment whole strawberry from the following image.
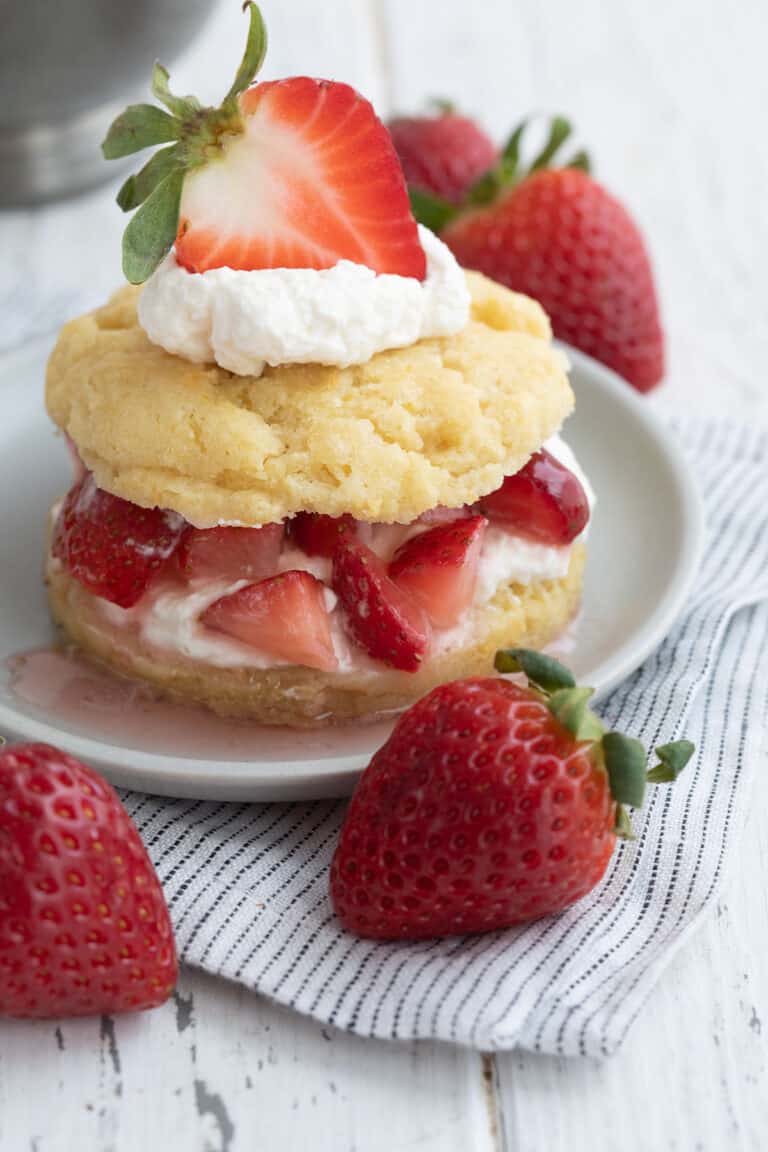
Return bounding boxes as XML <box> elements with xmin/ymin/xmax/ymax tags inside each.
<box><xmin>388</xmin><ymin>105</ymin><xmax>497</xmax><ymax>205</ymax></box>
<box><xmin>53</xmin><ymin>473</ymin><xmax>186</xmax><ymax>608</ymax></box>
<box><xmin>0</xmin><ymin>743</ymin><xmax>177</xmax><ymax>1018</ymax></box>
<box><xmin>411</xmin><ymin>117</ymin><xmax>664</xmax><ymax>392</ymax></box>
<box><xmin>331</xmin><ymin>650</ymin><xmax>692</xmax><ymax>939</ymax></box>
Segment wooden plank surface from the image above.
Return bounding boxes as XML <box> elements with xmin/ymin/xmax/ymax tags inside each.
<box><xmin>498</xmin><ymin>780</ymin><xmax>768</xmax><ymax>1151</ymax></box>
<box><xmin>0</xmin><ymin>969</ymin><xmax>495</xmax><ymax>1152</ymax></box>
<box><xmin>1</xmin><ymin>0</ymin><xmax>767</xmax><ymax>1149</ymax></box>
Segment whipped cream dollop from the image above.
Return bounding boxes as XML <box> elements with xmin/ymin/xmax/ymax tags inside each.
<box><xmin>138</xmin><ymin>226</ymin><xmax>470</xmax><ymax>377</ymax></box>
<box><xmin>94</xmin><ymin>435</ymin><xmax>594</xmax><ymax>675</ymax></box>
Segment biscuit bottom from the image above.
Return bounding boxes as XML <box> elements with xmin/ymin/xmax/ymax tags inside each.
<box><xmin>46</xmin><ymin>544</ymin><xmax>585</xmax><ymax>727</ymax></box>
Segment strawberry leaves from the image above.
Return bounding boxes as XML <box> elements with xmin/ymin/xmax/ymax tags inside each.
<box><xmin>101</xmin><ymin>104</ymin><xmax>180</xmax><ymax>159</ymax></box>
<box><xmin>494</xmin><ymin>648</ymin><xmax>575</xmax><ymax>692</ymax></box>
<box><xmin>151</xmin><ymin>62</ymin><xmax>200</xmax><ymax>118</ymax></box>
<box><xmin>602</xmin><ymin>732</ymin><xmax>648</xmax><ymax>808</ymax></box>
<box><xmin>495</xmin><ymin>647</ymin><xmax>695</xmax><ymax>836</ymax></box>
<box><xmin>116</xmin><ymin>144</ymin><xmax>182</xmax><ymax>212</ymax></box>
<box><xmin>224</xmin><ymin>1</ymin><xmax>268</xmax><ymax>104</ymax></box>
<box><xmin>407</xmin><ymin>186</ymin><xmax>457</xmax><ymax>233</ymax></box>
<box><xmin>648</xmin><ymin>740</ymin><xmax>696</xmax><ymax>783</ymax></box>
<box><xmin>408</xmin><ymin>114</ymin><xmax>593</xmax><ymax>232</ymax></box>
<box><xmin>102</xmin><ymin>2</ymin><xmax>268</xmax><ymax>283</ymax></box>
<box><xmin>603</xmin><ymin>732</ymin><xmax>695</xmax><ymax>835</ymax></box>
<box><xmin>122</xmin><ymin>168</ymin><xmax>185</xmax><ymax>285</ymax></box>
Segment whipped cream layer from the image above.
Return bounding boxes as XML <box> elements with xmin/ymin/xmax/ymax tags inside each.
<box><xmin>138</xmin><ymin>226</ymin><xmax>470</xmax><ymax>377</ymax></box>
<box><xmin>91</xmin><ymin>435</ymin><xmax>594</xmax><ymax>676</ymax></box>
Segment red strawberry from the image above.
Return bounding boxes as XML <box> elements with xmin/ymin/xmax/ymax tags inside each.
<box><xmin>178</xmin><ymin>523</ymin><xmax>283</xmax><ymax>582</ymax></box>
<box><xmin>52</xmin><ymin>474</ymin><xmax>186</xmax><ymax>609</ymax></box>
<box><xmin>331</xmin><ymin>649</ymin><xmax>694</xmax><ymax>939</ymax></box>
<box><xmin>476</xmin><ymin>449</ymin><xmax>589</xmax><ymax>545</ymax></box>
<box><xmin>201</xmin><ymin>570</ymin><xmax>337</xmax><ymax>672</ymax></box>
<box><xmin>0</xmin><ymin>742</ymin><xmax>177</xmax><ymax>1018</ymax></box>
<box><xmin>332</xmin><ymin>537</ymin><xmax>431</xmax><ymax>672</ymax></box>
<box><xmin>288</xmin><ymin>512</ymin><xmax>357</xmax><ymax>559</ymax></box>
<box><xmin>176</xmin><ymin>79</ymin><xmax>425</xmax><ymax>279</ymax></box>
<box><xmin>104</xmin><ymin>6</ymin><xmax>425</xmax><ymax>283</ymax></box>
<box><xmin>401</xmin><ymin>115</ymin><xmax>664</xmax><ymax>392</ymax></box>
<box><xmin>389</xmin><ymin>515</ymin><xmax>487</xmax><ymax>627</ymax></box>
<box><xmin>443</xmin><ymin>164</ymin><xmax>663</xmax><ymax>392</ymax></box>
<box><xmin>388</xmin><ymin>108</ymin><xmax>497</xmax><ymax>204</ymax></box>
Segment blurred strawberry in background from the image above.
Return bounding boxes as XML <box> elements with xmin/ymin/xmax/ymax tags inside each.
<box><xmin>392</xmin><ymin>113</ymin><xmax>665</xmax><ymax>393</ymax></box>
<box><xmin>388</xmin><ymin>103</ymin><xmax>498</xmax><ymax>205</ymax></box>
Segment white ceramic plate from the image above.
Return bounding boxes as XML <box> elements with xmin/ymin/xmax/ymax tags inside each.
<box><xmin>0</xmin><ymin>337</ymin><xmax>702</xmax><ymax>800</ymax></box>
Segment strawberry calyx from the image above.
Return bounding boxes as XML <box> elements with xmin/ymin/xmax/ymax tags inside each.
<box><xmin>494</xmin><ymin>648</ymin><xmax>694</xmax><ymax>837</ymax></box>
<box><xmin>409</xmin><ymin>115</ymin><xmax>591</xmax><ymax>232</ymax></box>
<box><xmin>102</xmin><ymin>2</ymin><xmax>268</xmax><ymax>283</ymax></box>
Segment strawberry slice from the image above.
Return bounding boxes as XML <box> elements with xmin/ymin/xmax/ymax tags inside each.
<box><xmin>476</xmin><ymin>449</ymin><xmax>590</xmax><ymax>545</ymax></box>
<box><xmin>178</xmin><ymin>524</ymin><xmax>283</xmax><ymax>582</ymax></box>
<box><xmin>332</xmin><ymin>538</ymin><xmax>431</xmax><ymax>672</ymax></box>
<box><xmin>175</xmin><ymin>78</ymin><xmax>426</xmax><ymax>279</ymax></box>
<box><xmin>104</xmin><ymin>7</ymin><xmax>426</xmax><ymax>286</ymax></box>
<box><xmin>52</xmin><ymin>474</ymin><xmax>186</xmax><ymax>608</ymax></box>
<box><xmin>288</xmin><ymin>513</ymin><xmax>357</xmax><ymax>559</ymax></box>
<box><xmin>389</xmin><ymin>516</ymin><xmax>487</xmax><ymax>628</ymax></box>
<box><xmin>201</xmin><ymin>570</ymin><xmax>338</xmax><ymax>672</ymax></box>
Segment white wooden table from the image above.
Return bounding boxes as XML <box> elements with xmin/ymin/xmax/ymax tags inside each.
<box><xmin>1</xmin><ymin>2</ymin><xmax>767</xmax><ymax>1148</ymax></box>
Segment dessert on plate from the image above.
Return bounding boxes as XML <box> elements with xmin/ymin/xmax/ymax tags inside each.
<box><xmin>44</xmin><ymin>5</ymin><xmax>594</xmax><ymax>726</ymax></box>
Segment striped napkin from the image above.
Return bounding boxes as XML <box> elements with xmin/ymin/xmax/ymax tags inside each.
<box><xmin>120</xmin><ymin>420</ymin><xmax>768</xmax><ymax>1056</ymax></box>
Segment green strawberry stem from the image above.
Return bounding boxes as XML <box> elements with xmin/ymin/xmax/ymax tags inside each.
<box><xmin>408</xmin><ymin>187</ymin><xmax>458</xmax><ymax>233</ymax></box>
<box><xmin>408</xmin><ymin>114</ymin><xmax>592</xmax><ymax>232</ymax></box>
<box><xmin>494</xmin><ymin>647</ymin><xmax>695</xmax><ymax>837</ymax></box>
<box><xmin>101</xmin><ymin>2</ymin><xmax>268</xmax><ymax>284</ymax></box>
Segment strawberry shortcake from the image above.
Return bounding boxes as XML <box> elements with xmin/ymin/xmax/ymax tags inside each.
<box><xmin>44</xmin><ymin>5</ymin><xmax>593</xmax><ymax>726</ymax></box>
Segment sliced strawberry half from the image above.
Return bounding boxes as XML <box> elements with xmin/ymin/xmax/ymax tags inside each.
<box><xmin>288</xmin><ymin>512</ymin><xmax>357</xmax><ymax>559</ymax></box>
<box><xmin>476</xmin><ymin>449</ymin><xmax>590</xmax><ymax>545</ymax></box>
<box><xmin>331</xmin><ymin>537</ymin><xmax>431</xmax><ymax>672</ymax></box>
<box><xmin>178</xmin><ymin>524</ymin><xmax>283</xmax><ymax>582</ymax></box>
<box><xmin>103</xmin><ymin>7</ymin><xmax>427</xmax><ymax>285</ymax></box>
<box><xmin>52</xmin><ymin>474</ymin><xmax>186</xmax><ymax>608</ymax></box>
<box><xmin>389</xmin><ymin>515</ymin><xmax>487</xmax><ymax>628</ymax></box>
<box><xmin>175</xmin><ymin>78</ymin><xmax>426</xmax><ymax>278</ymax></box>
<box><xmin>201</xmin><ymin>570</ymin><xmax>338</xmax><ymax>672</ymax></box>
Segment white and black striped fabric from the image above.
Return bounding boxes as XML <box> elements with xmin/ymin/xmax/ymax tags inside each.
<box><xmin>121</xmin><ymin>420</ymin><xmax>768</xmax><ymax>1055</ymax></box>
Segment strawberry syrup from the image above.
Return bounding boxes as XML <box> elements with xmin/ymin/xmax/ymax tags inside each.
<box><xmin>5</xmin><ymin>648</ymin><xmax>394</xmax><ymax>763</ymax></box>
<box><xmin>4</xmin><ymin>611</ymin><xmax>580</xmax><ymax>765</ymax></box>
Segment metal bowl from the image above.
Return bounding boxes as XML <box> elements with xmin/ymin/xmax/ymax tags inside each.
<box><xmin>0</xmin><ymin>0</ymin><xmax>214</xmax><ymax>206</ymax></box>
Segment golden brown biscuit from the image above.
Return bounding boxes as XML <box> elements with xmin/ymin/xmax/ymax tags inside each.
<box><xmin>46</xmin><ymin>274</ymin><xmax>572</xmax><ymax>527</ymax></box>
<box><xmin>47</xmin><ymin>545</ymin><xmax>585</xmax><ymax>727</ymax></box>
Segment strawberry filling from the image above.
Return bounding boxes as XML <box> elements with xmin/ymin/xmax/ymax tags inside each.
<box><xmin>389</xmin><ymin>515</ymin><xmax>487</xmax><ymax>628</ymax></box>
<box><xmin>475</xmin><ymin>448</ymin><xmax>590</xmax><ymax>544</ymax></box>
<box><xmin>201</xmin><ymin>571</ymin><xmax>338</xmax><ymax>672</ymax></box>
<box><xmin>177</xmin><ymin>523</ymin><xmax>284</xmax><ymax>582</ymax></box>
<box><xmin>53</xmin><ymin>451</ymin><xmax>589</xmax><ymax>672</ymax></box>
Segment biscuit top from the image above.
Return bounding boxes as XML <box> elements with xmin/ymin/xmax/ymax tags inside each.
<box><xmin>46</xmin><ymin>273</ymin><xmax>572</xmax><ymax>527</ymax></box>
